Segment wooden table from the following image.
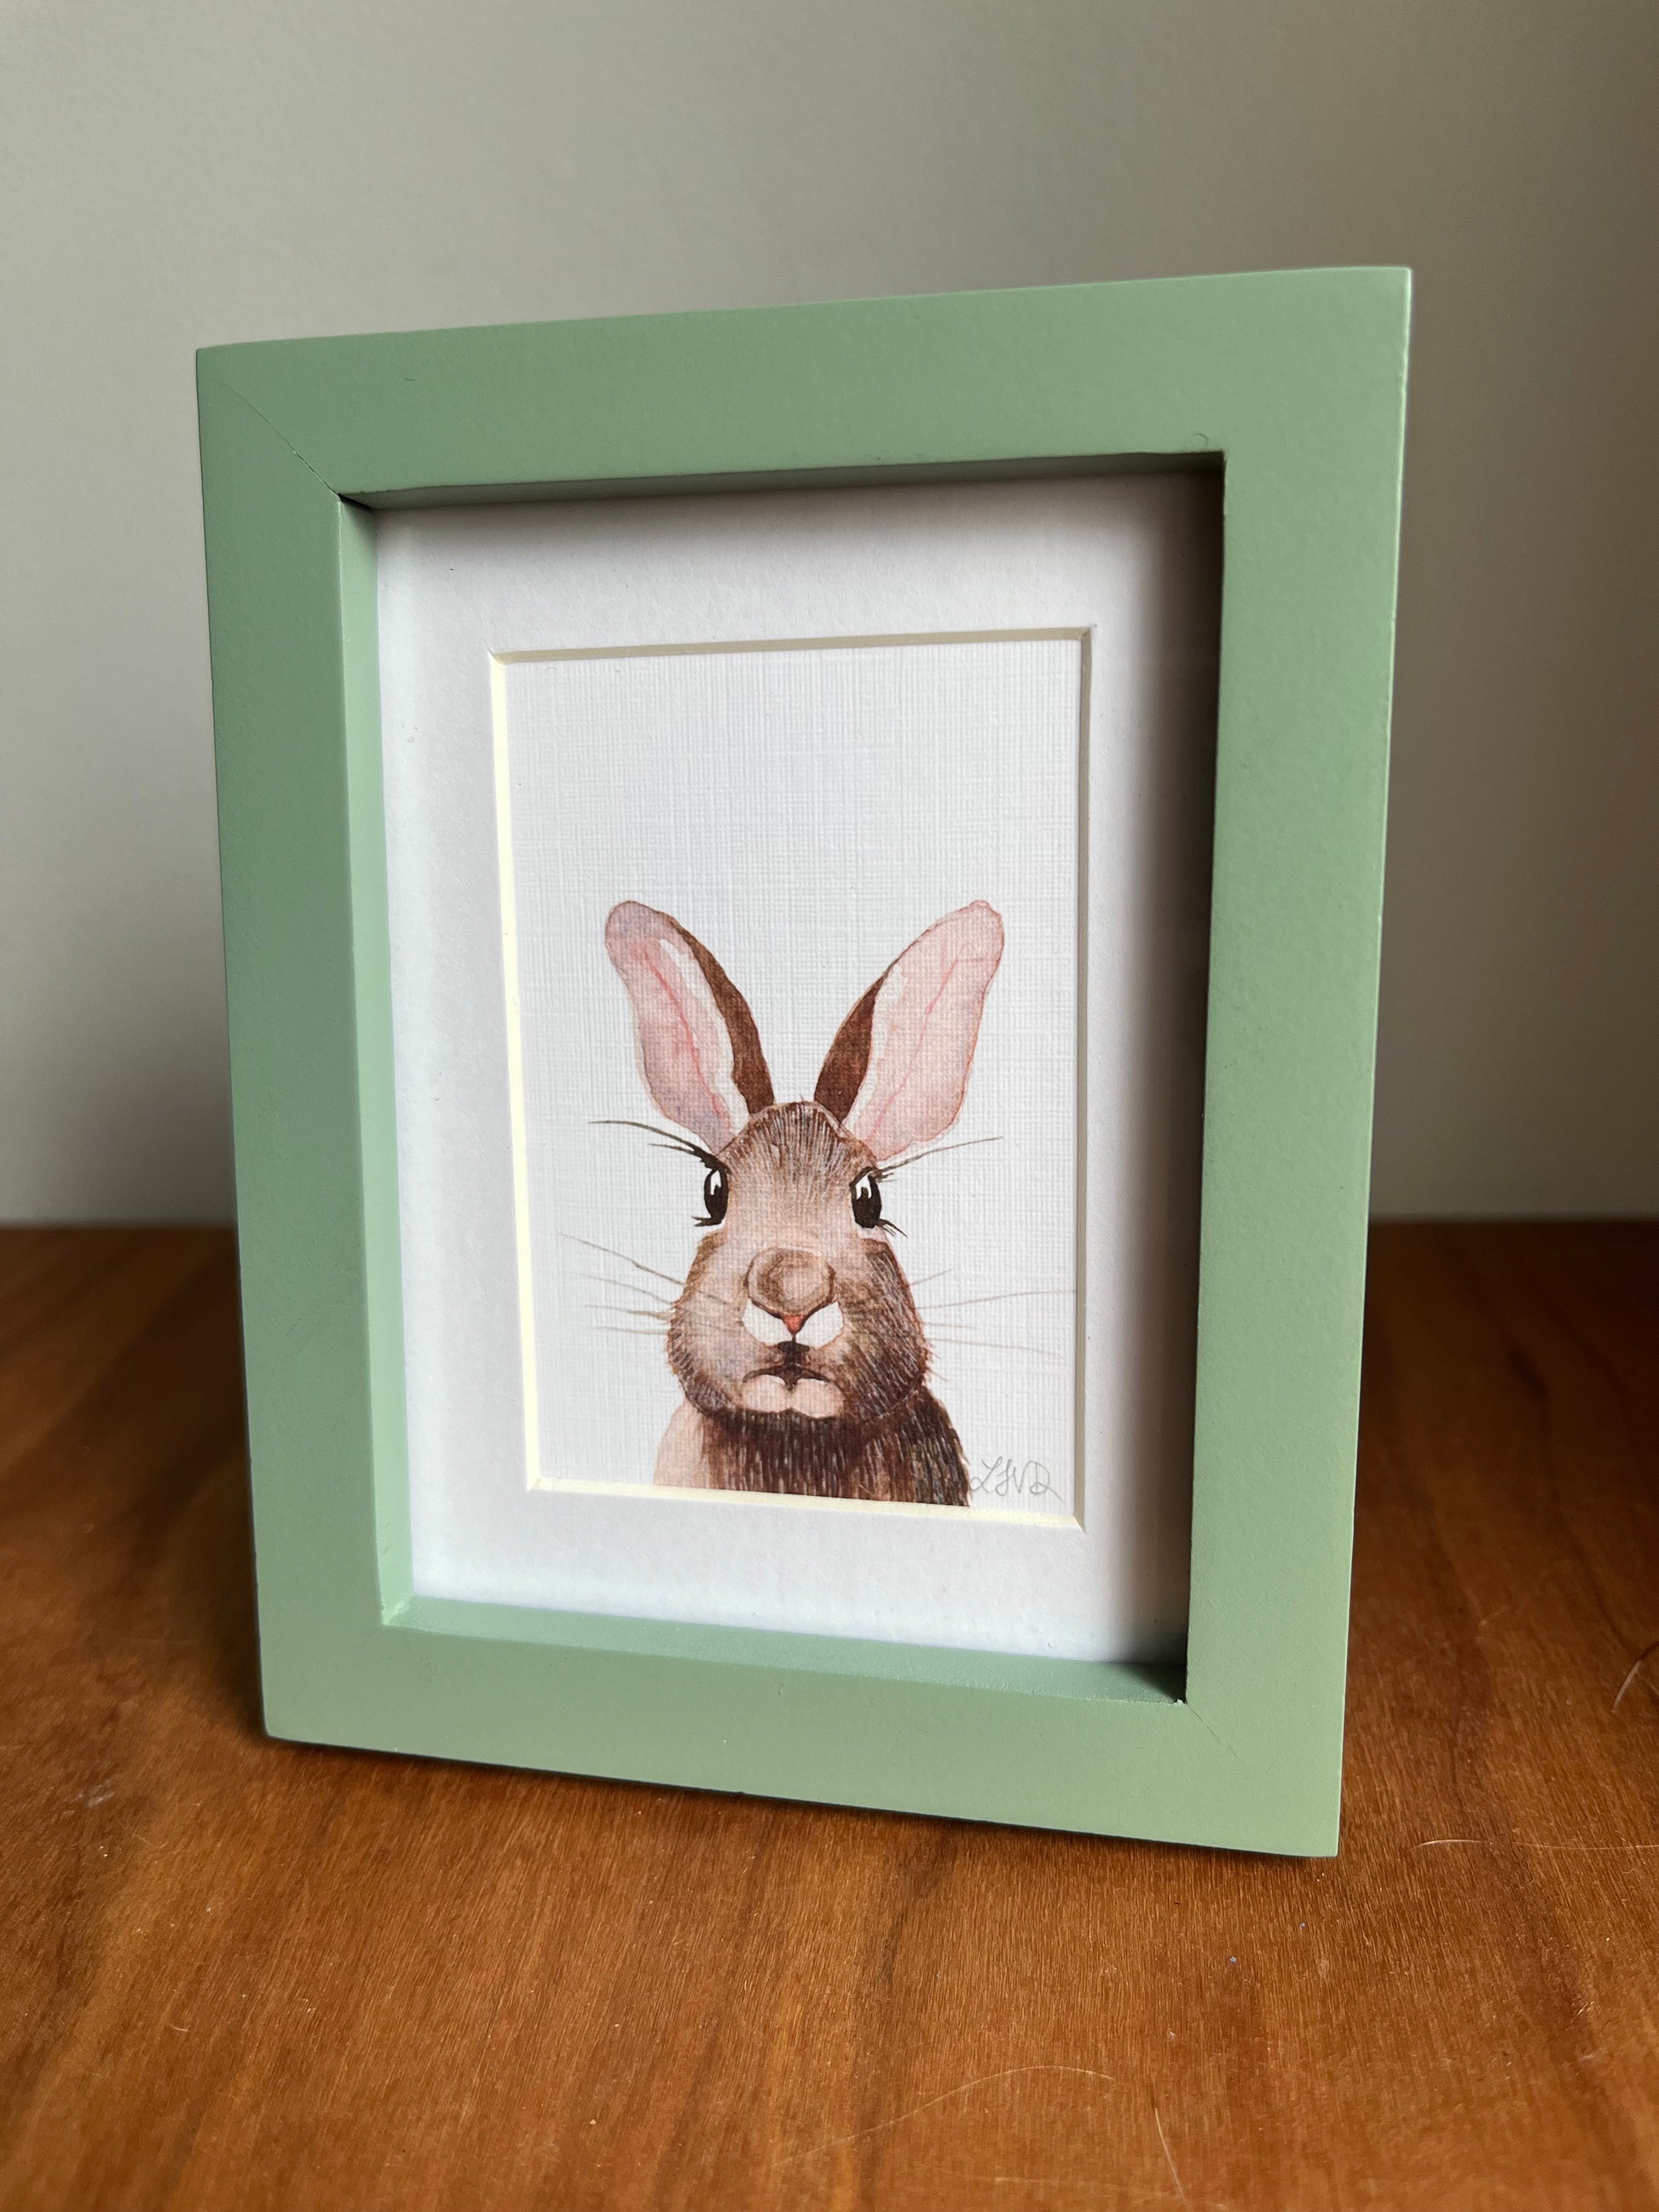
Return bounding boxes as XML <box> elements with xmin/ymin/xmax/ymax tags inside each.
<box><xmin>2</xmin><ymin>1226</ymin><xmax>1656</xmax><ymax>2211</ymax></box>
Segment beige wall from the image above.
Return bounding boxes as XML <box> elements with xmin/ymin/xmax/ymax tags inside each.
<box><xmin>3</xmin><ymin>0</ymin><xmax>1655</xmax><ymax>1219</ymax></box>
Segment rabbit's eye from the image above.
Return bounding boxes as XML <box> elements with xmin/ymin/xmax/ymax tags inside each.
<box><xmin>698</xmin><ymin>1165</ymin><xmax>728</xmax><ymax>1227</ymax></box>
<box><xmin>851</xmin><ymin>1171</ymin><xmax>882</xmax><ymax>1229</ymax></box>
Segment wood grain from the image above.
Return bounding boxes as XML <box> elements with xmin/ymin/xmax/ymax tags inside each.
<box><xmin>2</xmin><ymin>1224</ymin><xmax>1656</xmax><ymax>2211</ymax></box>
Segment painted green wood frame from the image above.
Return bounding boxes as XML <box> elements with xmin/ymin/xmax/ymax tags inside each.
<box><xmin>198</xmin><ymin>270</ymin><xmax>1408</xmax><ymax>1854</ymax></box>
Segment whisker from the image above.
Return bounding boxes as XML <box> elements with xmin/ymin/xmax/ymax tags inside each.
<box><xmin>576</xmin><ymin>1269</ymin><xmax>673</xmax><ymax>1307</ymax></box>
<box><xmin>583</xmin><ymin>1302</ymin><xmax>670</xmax><ymax>1325</ymax></box>
<box><xmin>908</xmin><ymin>1268</ymin><xmax>955</xmax><ymax>1290</ymax></box>
<box><xmin>588</xmin><ymin>1325</ymin><xmax>673</xmax><ymax>1339</ymax></box>
<box><xmin>563</xmin><ymin>1235</ymin><xmax>683</xmax><ymax>1288</ymax></box>
<box><xmin>880</xmin><ymin>1135</ymin><xmax>1003</xmax><ymax>1176</ymax></box>
<box><xmin>920</xmin><ymin>1289</ymin><xmax>1073</xmax><ymax>1314</ymax></box>
<box><xmin>923</xmin><ymin>1331</ymin><xmax>1066</xmax><ymax>1363</ymax></box>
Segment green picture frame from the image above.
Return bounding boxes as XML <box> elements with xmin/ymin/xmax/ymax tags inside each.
<box><xmin>199</xmin><ymin>269</ymin><xmax>1409</xmax><ymax>1855</ymax></box>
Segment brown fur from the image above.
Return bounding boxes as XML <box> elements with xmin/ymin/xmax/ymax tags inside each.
<box><xmin>693</xmin><ymin>1394</ymin><xmax>968</xmax><ymax>1505</ymax></box>
<box><xmin>812</xmin><ymin>977</ymin><xmax>880</xmax><ymax>1123</ymax></box>
<box><xmin>665</xmin><ymin>920</ymin><xmax>775</xmax><ymax>1118</ymax></box>
<box><xmin>663</xmin><ymin>1101</ymin><xmax>968</xmax><ymax>1506</ymax></box>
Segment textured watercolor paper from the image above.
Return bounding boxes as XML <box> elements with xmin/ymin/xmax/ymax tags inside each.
<box><xmin>499</xmin><ymin>635</ymin><xmax>1079</xmax><ymax>1514</ymax></box>
<box><xmin>377</xmin><ymin>474</ymin><xmax>1217</xmax><ymax>1661</ymax></box>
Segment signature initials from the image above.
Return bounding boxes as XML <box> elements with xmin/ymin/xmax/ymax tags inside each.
<box><xmin>972</xmin><ymin>1454</ymin><xmax>1062</xmax><ymax>1504</ymax></box>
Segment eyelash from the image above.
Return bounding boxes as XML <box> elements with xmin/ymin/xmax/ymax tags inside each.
<box><xmin>679</xmin><ymin>1155</ymin><xmax>902</xmax><ymax>1233</ymax></box>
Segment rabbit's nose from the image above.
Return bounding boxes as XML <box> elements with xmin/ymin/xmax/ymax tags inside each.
<box><xmin>749</xmin><ymin>1246</ymin><xmax>834</xmax><ymax>1325</ymax></box>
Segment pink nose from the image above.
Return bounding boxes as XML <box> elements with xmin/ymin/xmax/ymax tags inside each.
<box><xmin>781</xmin><ymin>1314</ymin><xmax>805</xmax><ymax>1336</ymax></box>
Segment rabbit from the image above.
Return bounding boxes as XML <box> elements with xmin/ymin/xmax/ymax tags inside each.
<box><xmin>604</xmin><ymin>898</ymin><xmax>1005</xmax><ymax>1505</ymax></box>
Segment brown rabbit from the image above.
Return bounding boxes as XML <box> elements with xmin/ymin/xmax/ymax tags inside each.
<box><xmin>604</xmin><ymin>899</ymin><xmax>1004</xmax><ymax>1505</ymax></box>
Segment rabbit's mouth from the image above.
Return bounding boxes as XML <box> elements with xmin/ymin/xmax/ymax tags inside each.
<box><xmin>737</xmin><ymin>1337</ymin><xmax>843</xmax><ymax>1418</ymax></box>
<box><xmin>738</xmin><ymin>1370</ymin><xmax>844</xmax><ymax>1418</ymax></box>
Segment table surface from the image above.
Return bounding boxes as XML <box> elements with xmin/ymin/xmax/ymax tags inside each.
<box><xmin>2</xmin><ymin>1224</ymin><xmax>1656</xmax><ymax>2212</ymax></box>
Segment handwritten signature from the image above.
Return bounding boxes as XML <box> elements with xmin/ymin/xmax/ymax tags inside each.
<box><xmin>971</xmin><ymin>1454</ymin><xmax>1064</xmax><ymax>1505</ymax></box>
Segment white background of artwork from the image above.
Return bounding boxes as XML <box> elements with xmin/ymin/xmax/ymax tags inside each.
<box><xmin>378</xmin><ymin>474</ymin><xmax>1217</xmax><ymax>1662</ymax></box>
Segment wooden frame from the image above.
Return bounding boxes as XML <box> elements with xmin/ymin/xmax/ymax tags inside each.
<box><xmin>198</xmin><ymin>270</ymin><xmax>1409</xmax><ymax>1854</ymax></box>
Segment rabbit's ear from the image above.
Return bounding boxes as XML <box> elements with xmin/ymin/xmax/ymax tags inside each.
<box><xmin>815</xmin><ymin>902</ymin><xmax>1004</xmax><ymax>1161</ymax></box>
<box><xmin>604</xmin><ymin>903</ymin><xmax>773</xmax><ymax>1152</ymax></box>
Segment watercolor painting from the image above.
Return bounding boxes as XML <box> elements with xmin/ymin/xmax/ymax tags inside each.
<box><xmin>475</xmin><ymin>624</ymin><xmax>1085</xmax><ymax>1533</ymax></box>
<box><xmin>603</xmin><ymin>898</ymin><xmax>1005</xmax><ymax>1505</ymax></box>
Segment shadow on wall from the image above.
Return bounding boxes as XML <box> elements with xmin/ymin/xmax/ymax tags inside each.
<box><xmin>5</xmin><ymin>1035</ymin><xmax>235</xmax><ymax>1224</ymax></box>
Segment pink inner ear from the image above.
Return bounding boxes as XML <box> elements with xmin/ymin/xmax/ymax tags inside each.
<box><xmin>604</xmin><ymin>903</ymin><xmax>747</xmax><ymax>1151</ymax></box>
<box><xmin>844</xmin><ymin>902</ymin><xmax>1004</xmax><ymax>1161</ymax></box>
